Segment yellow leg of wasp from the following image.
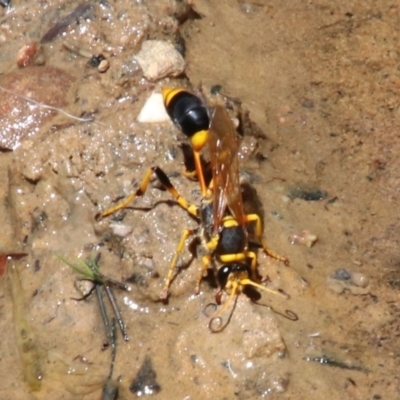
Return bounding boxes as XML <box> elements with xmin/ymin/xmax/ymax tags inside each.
<box><xmin>182</xmin><ymin>169</ymin><xmax>197</xmax><ymax>180</ymax></box>
<box><xmin>193</xmin><ymin>150</ymin><xmax>207</xmax><ymax>197</ymax></box>
<box><xmin>195</xmin><ymin>255</ymin><xmax>212</xmax><ymax>294</ymax></box>
<box><xmin>96</xmin><ymin>167</ymin><xmax>198</xmax><ymax>220</ymax></box>
<box><xmin>160</xmin><ymin>228</ymin><xmax>196</xmax><ymax>300</ymax></box>
<box><xmin>245</xmin><ymin>213</ymin><xmax>289</xmax><ymax>265</ymax></box>
<box><xmin>245</xmin><ymin>250</ymin><xmax>258</xmax><ymax>281</ymax></box>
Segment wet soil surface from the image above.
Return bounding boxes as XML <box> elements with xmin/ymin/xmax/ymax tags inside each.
<box><xmin>1</xmin><ymin>1</ymin><xmax>399</xmax><ymax>399</ymax></box>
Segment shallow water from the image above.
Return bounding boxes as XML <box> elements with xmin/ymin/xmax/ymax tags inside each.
<box><xmin>0</xmin><ymin>1</ymin><xmax>399</xmax><ymax>399</ymax></box>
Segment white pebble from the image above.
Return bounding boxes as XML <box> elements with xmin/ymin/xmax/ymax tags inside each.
<box><xmin>109</xmin><ymin>222</ymin><xmax>133</xmax><ymax>237</ymax></box>
<box><xmin>350</xmin><ymin>272</ymin><xmax>369</xmax><ymax>288</ymax></box>
<box><xmin>289</xmin><ymin>230</ymin><xmax>317</xmax><ymax>248</ymax></box>
<box><xmin>134</xmin><ymin>40</ymin><xmax>185</xmax><ymax>81</ymax></box>
<box><xmin>137</xmin><ymin>92</ymin><xmax>170</xmax><ymax>123</ymax></box>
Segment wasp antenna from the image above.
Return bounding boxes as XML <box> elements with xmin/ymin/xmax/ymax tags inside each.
<box><xmin>252</xmin><ymin>300</ymin><xmax>299</xmax><ymax>322</ymax></box>
<box><xmin>240</xmin><ymin>278</ymin><xmax>290</xmax><ymax>300</ymax></box>
<box><xmin>203</xmin><ymin>302</ymin><xmax>218</xmax><ymax>317</ymax></box>
<box><xmin>208</xmin><ymin>286</ymin><xmax>239</xmax><ymax>333</ymax></box>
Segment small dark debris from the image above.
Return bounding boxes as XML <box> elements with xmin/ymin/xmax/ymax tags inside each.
<box><xmin>34</xmin><ymin>259</ymin><xmax>41</xmax><ymax>272</ymax></box>
<box><xmin>110</xmin><ymin>210</ymin><xmax>127</xmax><ymax>222</ymax></box>
<box><xmin>176</xmin><ymin>4</ymin><xmax>202</xmax><ymax>24</ymax></box>
<box><xmin>174</xmin><ymin>32</ymin><xmax>186</xmax><ymax>57</ymax></box>
<box><xmin>190</xmin><ymin>354</ymin><xmax>198</xmax><ymax>364</ymax></box>
<box><xmin>0</xmin><ymin>145</ymin><xmax>13</xmax><ymax>152</ymax></box>
<box><xmin>303</xmin><ymin>355</ymin><xmax>366</xmax><ymax>372</ymax></box>
<box><xmin>31</xmin><ymin>209</ymin><xmax>48</xmax><ymax>229</ymax></box>
<box><xmin>345</xmin><ymin>12</ymin><xmax>354</xmax><ymax>18</ymax></box>
<box><xmin>270</xmin><ymin>210</ymin><xmax>282</xmax><ymax>219</ymax></box>
<box><xmin>254</xmin><ymin>152</ymin><xmax>268</xmax><ymax>162</ymax></box>
<box><xmin>41</xmin><ymin>4</ymin><xmax>95</xmax><ymax>43</ymax></box>
<box><xmin>288</xmin><ymin>185</ymin><xmax>327</xmax><ymax>201</ymax></box>
<box><xmin>301</xmin><ymin>99</ymin><xmax>314</xmax><ymax>108</ymax></box>
<box><xmin>129</xmin><ymin>356</ymin><xmax>161</xmax><ymax>396</ymax></box>
<box><xmin>210</xmin><ymin>84</ymin><xmax>223</xmax><ymax>95</ymax></box>
<box><xmin>101</xmin><ymin>380</ymin><xmax>119</xmax><ymax>400</ymax></box>
<box><xmin>126</xmin><ymin>273</ymin><xmax>148</xmax><ymax>287</ymax></box>
<box><xmin>332</xmin><ymin>268</ymin><xmax>351</xmax><ymax>281</ymax></box>
<box><xmin>89</xmin><ymin>54</ymin><xmax>106</xmax><ymax>68</ymax></box>
<box><xmin>347</xmin><ymin>377</ymin><xmax>356</xmax><ymax>386</ymax></box>
<box><xmin>325</xmin><ymin>196</ymin><xmax>338</xmax><ymax>206</ymax></box>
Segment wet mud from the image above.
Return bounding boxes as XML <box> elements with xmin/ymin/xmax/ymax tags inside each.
<box><xmin>0</xmin><ymin>1</ymin><xmax>399</xmax><ymax>399</ymax></box>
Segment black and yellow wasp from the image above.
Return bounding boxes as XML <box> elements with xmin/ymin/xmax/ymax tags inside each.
<box><xmin>96</xmin><ymin>88</ymin><xmax>289</xmax><ymax>325</ymax></box>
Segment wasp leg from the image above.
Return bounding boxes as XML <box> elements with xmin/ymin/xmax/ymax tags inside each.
<box><xmin>195</xmin><ymin>255</ymin><xmax>213</xmax><ymax>294</ymax></box>
<box><xmin>96</xmin><ymin>167</ymin><xmax>199</xmax><ymax>220</ymax></box>
<box><xmin>245</xmin><ymin>213</ymin><xmax>289</xmax><ymax>265</ymax></box>
<box><xmin>160</xmin><ymin>228</ymin><xmax>197</xmax><ymax>300</ymax></box>
<box><xmin>96</xmin><ymin>168</ymin><xmax>153</xmax><ymax>219</ymax></box>
<box><xmin>182</xmin><ymin>169</ymin><xmax>197</xmax><ymax>180</ymax></box>
<box><xmin>244</xmin><ymin>250</ymin><xmax>259</xmax><ymax>281</ymax></box>
<box><xmin>205</xmin><ymin>177</ymin><xmax>214</xmax><ymax>198</ymax></box>
<box><xmin>193</xmin><ymin>150</ymin><xmax>207</xmax><ymax>197</ymax></box>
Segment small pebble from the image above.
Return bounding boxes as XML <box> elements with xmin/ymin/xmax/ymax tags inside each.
<box><xmin>332</xmin><ymin>268</ymin><xmax>351</xmax><ymax>281</ymax></box>
<box><xmin>350</xmin><ymin>271</ymin><xmax>369</xmax><ymax>288</ymax></box>
<box><xmin>289</xmin><ymin>230</ymin><xmax>317</xmax><ymax>248</ymax></box>
<box><xmin>88</xmin><ymin>54</ymin><xmax>106</xmax><ymax>68</ymax></box>
<box><xmin>17</xmin><ymin>42</ymin><xmax>44</xmax><ymax>67</ymax></box>
<box><xmin>75</xmin><ymin>279</ymin><xmax>94</xmax><ymax>297</ymax></box>
<box><xmin>129</xmin><ymin>355</ymin><xmax>161</xmax><ymax>396</ymax></box>
<box><xmin>301</xmin><ymin>99</ymin><xmax>314</xmax><ymax>108</ymax></box>
<box><xmin>109</xmin><ymin>222</ymin><xmax>133</xmax><ymax>237</ymax></box>
<box><xmin>136</xmin><ymin>92</ymin><xmax>170</xmax><ymax>123</ymax></box>
<box><xmin>98</xmin><ymin>59</ymin><xmax>110</xmax><ymax>73</ymax></box>
<box><xmin>327</xmin><ymin>269</ymin><xmax>370</xmax><ymax>295</ymax></box>
<box><xmin>288</xmin><ymin>185</ymin><xmax>327</xmax><ymax>201</ymax></box>
<box><xmin>134</xmin><ymin>40</ymin><xmax>185</xmax><ymax>81</ymax></box>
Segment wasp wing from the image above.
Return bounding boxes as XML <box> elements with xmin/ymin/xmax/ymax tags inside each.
<box><xmin>208</xmin><ymin>105</ymin><xmax>245</xmax><ymax>233</ymax></box>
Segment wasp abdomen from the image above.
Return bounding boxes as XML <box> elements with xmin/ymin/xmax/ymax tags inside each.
<box><xmin>165</xmin><ymin>91</ymin><xmax>209</xmax><ymax>138</ymax></box>
<box><xmin>216</xmin><ymin>226</ymin><xmax>247</xmax><ymax>255</ymax></box>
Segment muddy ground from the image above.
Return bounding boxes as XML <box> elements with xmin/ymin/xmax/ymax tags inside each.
<box><xmin>0</xmin><ymin>0</ymin><xmax>399</xmax><ymax>399</ymax></box>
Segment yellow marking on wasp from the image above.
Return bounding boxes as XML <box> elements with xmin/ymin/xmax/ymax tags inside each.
<box><xmin>162</xmin><ymin>88</ymin><xmax>182</xmax><ymax>106</ymax></box>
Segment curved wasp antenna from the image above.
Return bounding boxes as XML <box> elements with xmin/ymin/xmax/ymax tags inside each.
<box><xmin>280</xmin><ymin>309</ymin><xmax>299</xmax><ymax>321</ymax></box>
<box><xmin>203</xmin><ymin>302</ymin><xmax>218</xmax><ymax>317</ymax></box>
<box><xmin>251</xmin><ymin>300</ymin><xmax>299</xmax><ymax>321</ymax></box>
<box><xmin>204</xmin><ymin>282</ymin><xmax>241</xmax><ymax>333</ymax></box>
<box><xmin>208</xmin><ymin>293</ymin><xmax>239</xmax><ymax>333</ymax></box>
